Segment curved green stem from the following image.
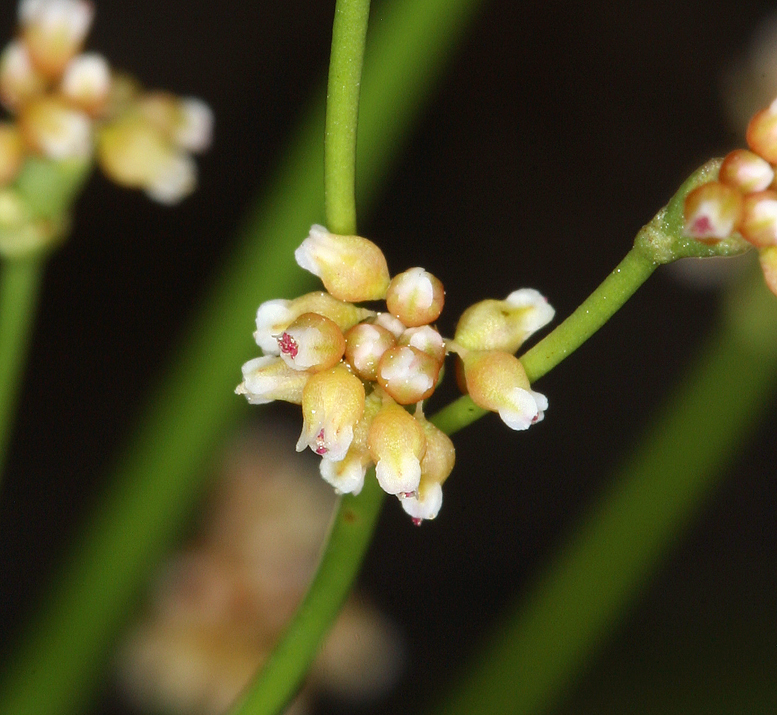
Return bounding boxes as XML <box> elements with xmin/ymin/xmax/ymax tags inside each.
<box><xmin>324</xmin><ymin>0</ymin><xmax>371</xmax><ymax>235</ymax></box>
<box><xmin>0</xmin><ymin>257</ymin><xmax>45</xmax><ymax>489</ymax></box>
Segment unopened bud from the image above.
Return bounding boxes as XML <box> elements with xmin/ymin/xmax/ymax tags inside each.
<box><xmin>747</xmin><ymin>98</ymin><xmax>777</xmax><ymax>164</ymax></box>
<box><xmin>277</xmin><ymin>312</ymin><xmax>345</xmax><ymax>372</ymax></box>
<box><xmin>137</xmin><ymin>92</ymin><xmax>213</xmax><ymax>154</ymax></box>
<box><xmin>454</xmin><ymin>288</ymin><xmax>554</xmax><ymax>353</ymax></box>
<box><xmin>377</xmin><ymin>345</ymin><xmax>440</xmax><ymax>405</ymax></box>
<box><xmin>385</xmin><ymin>267</ymin><xmax>444</xmax><ymax>327</ymax></box>
<box><xmin>235</xmin><ymin>356</ymin><xmax>310</xmax><ymax>405</ymax></box>
<box><xmin>738</xmin><ymin>190</ymin><xmax>777</xmax><ymax>248</ymax></box>
<box><xmin>253</xmin><ymin>292</ymin><xmax>372</xmax><ymax>355</ymax></box>
<box><xmin>19</xmin><ymin>95</ymin><xmax>92</xmax><ymax>159</ymax></box>
<box><xmin>297</xmin><ymin>363</ymin><xmax>365</xmax><ymax>461</ymax></box>
<box><xmin>397</xmin><ymin>325</ymin><xmax>446</xmax><ymax>362</ymax></box>
<box><xmin>368</xmin><ymin>399</ymin><xmax>426</xmax><ymax>495</ymax></box>
<box><xmin>0</xmin><ymin>40</ymin><xmax>47</xmax><ymax>110</ymax></box>
<box><xmin>20</xmin><ymin>0</ymin><xmax>95</xmax><ymax>79</ymax></box>
<box><xmin>344</xmin><ymin>322</ymin><xmax>396</xmax><ymax>381</ymax></box>
<box><xmin>683</xmin><ymin>181</ymin><xmax>743</xmax><ymax>243</ymax></box>
<box><xmin>461</xmin><ymin>350</ymin><xmax>547</xmax><ymax>430</ymax></box>
<box><xmin>759</xmin><ymin>246</ymin><xmax>777</xmax><ymax>297</ymax></box>
<box><xmin>60</xmin><ymin>52</ymin><xmax>111</xmax><ymax>115</ymax></box>
<box><xmin>0</xmin><ymin>124</ymin><xmax>26</xmax><ymax>185</ymax></box>
<box><xmin>719</xmin><ymin>149</ymin><xmax>775</xmax><ymax>193</ymax></box>
<box><xmin>294</xmin><ymin>224</ymin><xmax>390</xmax><ymax>302</ymax></box>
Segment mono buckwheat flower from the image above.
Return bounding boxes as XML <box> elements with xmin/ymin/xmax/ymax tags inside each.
<box><xmin>60</xmin><ymin>52</ymin><xmax>111</xmax><ymax>115</ymax></box>
<box><xmin>683</xmin><ymin>181</ymin><xmax>744</xmax><ymax>242</ymax></box>
<box><xmin>295</xmin><ymin>224</ymin><xmax>391</xmax><ymax>302</ymax></box>
<box><xmin>376</xmin><ymin>345</ymin><xmax>440</xmax><ymax>405</ymax></box>
<box><xmin>235</xmin><ymin>356</ymin><xmax>310</xmax><ymax>405</ymax></box>
<box><xmin>276</xmin><ymin>312</ymin><xmax>346</xmax><ymax>372</ymax></box>
<box><xmin>19</xmin><ymin>94</ymin><xmax>92</xmax><ymax>158</ymax></box>
<box><xmin>385</xmin><ymin>267</ymin><xmax>445</xmax><ymax>327</ymax></box>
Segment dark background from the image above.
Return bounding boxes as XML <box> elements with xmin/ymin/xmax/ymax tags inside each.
<box><xmin>1</xmin><ymin>1</ymin><xmax>777</xmax><ymax>713</ymax></box>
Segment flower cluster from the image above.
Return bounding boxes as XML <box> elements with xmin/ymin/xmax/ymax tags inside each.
<box><xmin>0</xmin><ymin>0</ymin><xmax>212</xmax><ymax>205</ymax></box>
<box><xmin>683</xmin><ymin>96</ymin><xmax>777</xmax><ymax>297</ymax></box>
<box><xmin>237</xmin><ymin>225</ymin><xmax>554</xmax><ymax>524</ymax></box>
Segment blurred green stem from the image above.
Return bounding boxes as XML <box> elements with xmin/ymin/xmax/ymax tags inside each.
<box><xmin>0</xmin><ymin>257</ymin><xmax>44</xmax><ymax>488</ymax></box>
<box><xmin>431</xmin><ymin>269</ymin><xmax>777</xmax><ymax>715</ymax></box>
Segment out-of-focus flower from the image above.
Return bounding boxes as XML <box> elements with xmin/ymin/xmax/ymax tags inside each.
<box><xmin>118</xmin><ymin>427</ymin><xmax>403</xmax><ymax>715</ymax></box>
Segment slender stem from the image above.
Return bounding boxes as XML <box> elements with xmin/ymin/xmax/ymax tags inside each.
<box><xmin>431</xmin><ymin>247</ymin><xmax>658</xmax><ymax>435</ymax></box>
<box><xmin>324</xmin><ymin>0</ymin><xmax>371</xmax><ymax>235</ymax></box>
<box><xmin>0</xmin><ymin>257</ymin><xmax>45</xmax><ymax>488</ymax></box>
<box><xmin>431</xmin><ymin>269</ymin><xmax>777</xmax><ymax>715</ymax></box>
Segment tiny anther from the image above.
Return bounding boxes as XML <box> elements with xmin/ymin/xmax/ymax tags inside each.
<box><xmin>277</xmin><ymin>332</ymin><xmax>299</xmax><ymax>357</ymax></box>
<box><xmin>412</xmin><ymin>518</ymin><xmax>422</xmax><ymax>526</ymax></box>
<box><xmin>315</xmin><ymin>428</ymin><xmax>328</xmax><ymax>455</ymax></box>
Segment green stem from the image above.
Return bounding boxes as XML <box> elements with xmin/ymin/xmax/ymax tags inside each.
<box><xmin>0</xmin><ymin>257</ymin><xmax>45</xmax><ymax>488</ymax></box>
<box><xmin>324</xmin><ymin>0</ymin><xmax>371</xmax><ymax>235</ymax></box>
<box><xmin>431</xmin><ymin>246</ymin><xmax>658</xmax><ymax>435</ymax></box>
<box><xmin>430</xmin><ymin>269</ymin><xmax>777</xmax><ymax>715</ymax></box>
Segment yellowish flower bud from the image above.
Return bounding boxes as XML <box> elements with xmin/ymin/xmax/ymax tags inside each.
<box><xmin>297</xmin><ymin>364</ymin><xmax>365</xmax><ymax>462</ymax></box>
<box><xmin>400</xmin><ymin>414</ymin><xmax>455</xmax><ymax>525</ymax></box>
<box><xmin>739</xmin><ymin>190</ymin><xmax>777</xmax><ymax>247</ymax></box>
<box><xmin>454</xmin><ymin>288</ymin><xmax>555</xmax><ymax>353</ymax></box>
<box><xmin>19</xmin><ymin>94</ymin><xmax>92</xmax><ymax>159</ymax></box>
<box><xmin>344</xmin><ymin>322</ymin><xmax>396</xmax><ymax>381</ymax></box>
<box><xmin>277</xmin><ymin>312</ymin><xmax>345</xmax><ymax>372</ymax></box>
<box><xmin>759</xmin><ymin>246</ymin><xmax>777</xmax><ymax>297</ymax></box>
<box><xmin>367</xmin><ymin>399</ymin><xmax>426</xmax><ymax>496</ymax></box>
<box><xmin>397</xmin><ymin>325</ymin><xmax>446</xmax><ymax>362</ymax></box>
<box><xmin>0</xmin><ymin>123</ymin><xmax>26</xmax><ymax>186</ymax></box>
<box><xmin>60</xmin><ymin>52</ymin><xmax>110</xmax><ymax>115</ymax></box>
<box><xmin>747</xmin><ymin>98</ymin><xmax>777</xmax><ymax>164</ymax></box>
<box><xmin>294</xmin><ymin>224</ymin><xmax>390</xmax><ymax>302</ymax></box>
<box><xmin>319</xmin><ymin>391</ymin><xmax>382</xmax><ymax>495</ymax></box>
<box><xmin>719</xmin><ymin>149</ymin><xmax>774</xmax><ymax>193</ymax></box>
<box><xmin>0</xmin><ymin>40</ymin><xmax>48</xmax><ymax>110</ymax></box>
<box><xmin>461</xmin><ymin>350</ymin><xmax>547</xmax><ymax>430</ymax></box>
<box><xmin>137</xmin><ymin>92</ymin><xmax>214</xmax><ymax>154</ymax></box>
<box><xmin>683</xmin><ymin>181</ymin><xmax>743</xmax><ymax>243</ymax></box>
<box><xmin>385</xmin><ymin>267</ymin><xmax>444</xmax><ymax>327</ymax></box>
<box><xmin>235</xmin><ymin>356</ymin><xmax>310</xmax><ymax>405</ymax></box>
<box><xmin>377</xmin><ymin>345</ymin><xmax>440</xmax><ymax>405</ymax></box>
<box><xmin>253</xmin><ymin>292</ymin><xmax>373</xmax><ymax>355</ymax></box>
<box><xmin>20</xmin><ymin>0</ymin><xmax>95</xmax><ymax>79</ymax></box>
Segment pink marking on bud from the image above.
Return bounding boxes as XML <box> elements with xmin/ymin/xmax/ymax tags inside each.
<box><xmin>277</xmin><ymin>332</ymin><xmax>299</xmax><ymax>358</ymax></box>
<box><xmin>315</xmin><ymin>428</ymin><xmax>328</xmax><ymax>455</ymax></box>
<box><xmin>691</xmin><ymin>217</ymin><xmax>712</xmax><ymax>235</ymax></box>
<box><xmin>398</xmin><ymin>491</ymin><xmax>417</xmax><ymax>499</ymax></box>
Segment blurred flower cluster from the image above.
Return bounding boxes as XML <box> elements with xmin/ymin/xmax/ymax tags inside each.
<box><xmin>237</xmin><ymin>225</ymin><xmax>554</xmax><ymax>524</ymax></box>
<box><xmin>119</xmin><ymin>427</ymin><xmax>402</xmax><ymax>715</ymax></box>
<box><xmin>0</xmin><ymin>0</ymin><xmax>212</xmax><ymax>253</ymax></box>
<box><xmin>683</xmin><ymin>97</ymin><xmax>777</xmax><ymax>296</ymax></box>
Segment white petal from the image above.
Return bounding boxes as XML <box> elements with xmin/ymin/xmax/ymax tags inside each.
<box><xmin>400</xmin><ymin>482</ymin><xmax>442</xmax><ymax>522</ymax></box>
<box><xmin>144</xmin><ymin>151</ymin><xmax>196</xmax><ymax>205</ymax></box>
<box><xmin>253</xmin><ymin>299</ymin><xmax>291</xmax><ymax>354</ymax></box>
<box><xmin>320</xmin><ymin>456</ymin><xmax>366</xmax><ymax>495</ymax></box>
<box><xmin>505</xmin><ymin>288</ymin><xmax>555</xmax><ymax>333</ymax></box>
<box><xmin>375</xmin><ymin>453</ymin><xmax>421</xmax><ymax>495</ymax></box>
<box><xmin>174</xmin><ymin>98</ymin><xmax>213</xmax><ymax>153</ymax></box>
<box><xmin>497</xmin><ymin>387</ymin><xmax>540</xmax><ymax>430</ymax></box>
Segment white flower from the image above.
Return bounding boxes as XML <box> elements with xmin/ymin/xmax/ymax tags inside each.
<box><xmin>235</xmin><ymin>356</ymin><xmax>309</xmax><ymax>405</ymax></box>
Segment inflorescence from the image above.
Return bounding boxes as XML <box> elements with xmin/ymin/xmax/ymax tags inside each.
<box><xmin>0</xmin><ymin>0</ymin><xmax>213</xmax><ymax>211</ymax></box>
<box><xmin>683</xmin><ymin>96</ymin><xmax>777</xmax><ymax>295</ymax></box>
<box><xmin>237</xmin><ymin>225</ymin><xmax>554</xmax><ymax>524</ymax></box>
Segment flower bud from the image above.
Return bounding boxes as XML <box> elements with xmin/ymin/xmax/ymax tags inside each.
<box><xmin>719</xmin><ymin>149</ymin><xmax>774</xmax><ymax>193</ymax></box>
<box><xmin>461</xmin><ymin>350</ymin><xmax>547</xmax><ymax>430</ymax></box>
<box><xmin>294</xmin><ymin>224</ymin><xmax>390</xmax><ymax>302</ymax></box>
<box><xmin>385</xmin><ymin>267</ymin><xmax>444</xmax><ymax>327</ymax></box>
<box><xmin>235</xmin><ymin>356</ymin><xmax>310</xmax><ymax>405</ymax></box>
<box><xmin>0</xmin><ymin>124</ymin><xmax>26</xmax><ymax>186</ymax></box>
<box><xmin>319</xmin><ymin>391</ymin><xmax>382</xmax><ymax>495</ymax></box>
<box><xmin>60</xmin><ymin>52</ymin><xmax>111</xmax><ymax>115</ymax></box>
<box><xmin>253</xmin><ymin>292</ymin><xmax>373</xmax><ymax>355</ymax></box>
<box><xmin>400</xmin><ymin>415</ymin><xmax>455</xmax><ymax>525</ymax></box>
<box><xmin>367</xmin><ymin>399</ymin><xmax>426</xmax><ymax>495</ymax></box>
<box><xmin>19</xmin><ymin>0</ymin><xmax>95</xmax><ymax>79</ymax></box>
<box><xmin>19</xmin><ymin>95</ymin><xmax>92</xmax><ymax>159</ymax></box>
<box><xmin>683</xmin><ymin>181</ymin><xmax>743</xmax><ymax>243</ymax></box>
<box><xmin>344</xmin><ymin>322</ymin><xmax>396</xmax><ymax>381</ymax></box>
<box><xmin>0</xmin><ymin>40</ymin><xmax>47</xmax><ymax>111</ymax></box>
<box><xmin>397</xmin><ymin>325</ymin><xmax>446</xmax><ymax>362</ymax></box>
<box><xmin>137</xmin><ymin>92</ymin><xmax>214</xmax><ymax>153</ymax></box>
<box><xmin>759</xmin><ymin>246</ymin><xmax>777</xmax><ymax>297</ymax></box>
<box><xmin>747</xmin><ymin>98</ymin><xmax>777</xmax><ymax>163</ymax></box>
<box><xmin>276</xmin><ymin>312</ymin><xmax>345</xmax><ymax>372</ymax></box>
<box><xmin>738</xmin><ymin>190</ymin><xmax>777</xmax><ymax>247</ymax></box>
<box><xmin>454</xmin><ymin>288</ymin><xmax>555</xmax><ymax>353</ymax></box>
<box><xmin>296</xmin><ymin>364</ymin><xmax>365</xmax><ymax>462</ymax></box>
<box><xmin>377</xmin><ymin>345</ymin><xmax>440</xmax><ymax>405</ymax></box>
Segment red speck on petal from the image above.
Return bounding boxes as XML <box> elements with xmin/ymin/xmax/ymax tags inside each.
<box><xmin>691</xmin><ymin>216</ymin><xmax>712</xmax><ymax>236</ymax></box>
<box><xmin>412</xmin><ymin>518</ymin><xmax>422</xmax><ymax>526</ymax></box>
<box><xmin>277</xmin><ymin>332</ymin><xmax>299</xmax><ymax>358</ymax></box>
<box><xmin>315</xmin><ymin>428</ymin><xmax>328</xmax><ymax>455</ymax></box>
